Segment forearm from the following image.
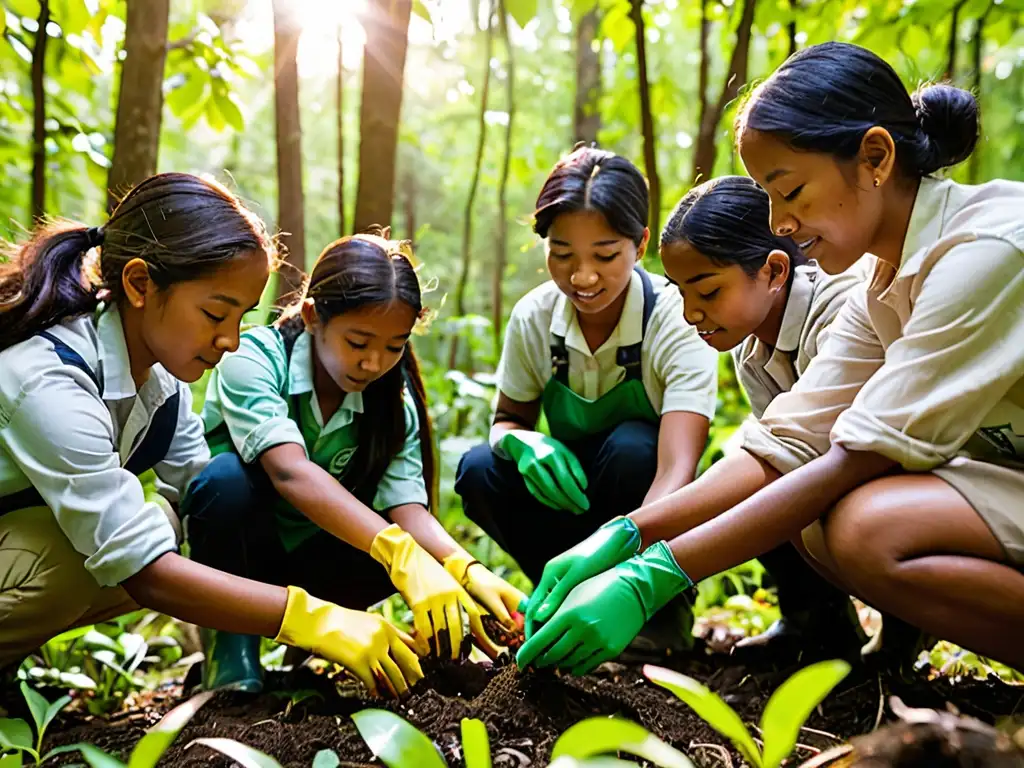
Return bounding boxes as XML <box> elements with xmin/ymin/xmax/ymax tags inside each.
<box><xmin>268</xmin><ymin>460</ymin><xmax>387</xmax><ymax>552</ymax></box>
<box><xmin>641</xmin><ymin>411</ymin><xmax>710</xmax><ymax>507</ymax></box>
<box><xmin>669</xmin><ymin>445</ymin><xmax>895</xmax><ymax>581</ymax></box>
<box><xmin>388</xmin><ymin>503</ymin><xmax>459</xmax><ymax>562</ymax></box>
<box><xmin>631</xmin><ymin>449</ymin><xmax>780</xmax><ymax>549</ymax></box>
<box><xmin>123</xmin><ymin>552</ymin><xmax>287</xmax><ymax>637</ymax></box>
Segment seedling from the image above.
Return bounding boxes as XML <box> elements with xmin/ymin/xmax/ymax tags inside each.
<box><xmin>0</xmin><ymin>683</ymin><xmax>71</xmax><ymax>766</ymax></box>
<box><xmin>644</xmin><ymin>660</ymin><xmax>851</xmax><ymax>768</ymax></box>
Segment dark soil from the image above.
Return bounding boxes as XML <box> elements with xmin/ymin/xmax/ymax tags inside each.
<box><xmin>37</xmin><ymin>650</ymin><xmax>1024</xmax><ymax>768</ymax></box>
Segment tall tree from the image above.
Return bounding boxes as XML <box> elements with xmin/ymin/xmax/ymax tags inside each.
<box><xmin>272</xmin><ymin>0</ymin><xmax>306</xmax><ymax>294</ymax></box>
<box><xmin>30</xmin><ymin>0</ymin><xmax>50</xmax><ymax>220</ymax></box>
<box><xmin>337</xmin><ymin>22</ymin><xmax>346</xmax><ymax>235</ymax></box>
<box><xmin>969</xmin><ymin>7</ymin><xmax>989</xmax><ymax>183</ymax></box>
<box><xmin>945</xmin><ymin>0</ymin><xmax>968</xmax><ymax>80</ymax></box>
<box><xmin>353</xmin><ymin>0</ymin><xmax>413</xmax><ymax>232</ymax></box>
<box><xmin>787</xmin><ymin>0</ymin><xmax>797</xmax><ymax>57</ymax></box>
<box><xmin>108</xmin><ymin>0</ymin><xmax>171</xmax><ymax>213</ymax></box>
<box><xmin>630</xmin><ymin>0</ymin><xmax>661</xmax><ymax>249</ymax></box>
<box><xmin>573</xmin><ymin>8</ymin><xmax>601</xmax><ymax>145</ymax></box>
<box><xmin>692</xmin><ymin>0</ymin><xmax>757</xmax><ymax>184</ymax></box>
<box><xmin>494</xmin><ymin>0</ymin><xmax>516</xmax><ymax>353</ymax></box>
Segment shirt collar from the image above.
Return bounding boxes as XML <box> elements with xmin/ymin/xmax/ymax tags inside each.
<box><xmin>95</xmin><ymin>306</ymin><xmax>177</xmax><ymax>402</ymax></box>
<box><xmin>288</xmin><ymin>331</ymin><xmax>365</xmax><ymax>431</ymax></box>
<box><xmin>899</xmin><ymin>176</ymin><xmax>952</xmax><ymax>271</ymax></box>
<box><xmin>549</xmin><ymin>270</ymin><xmax>645</xmax><ymax>356</ymax></box>
<box><xmin>775</xmin><ymin>266</ymin><xmax>816</xmax><ymax>354</ymax></box>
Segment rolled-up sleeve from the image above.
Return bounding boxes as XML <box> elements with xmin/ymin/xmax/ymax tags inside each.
<box><xmin>742</xmin><ymin>285</ymin><xmax>886</xmax><ymax>473</ymax></box>
<box><xmin>0</xmin><ymin>373</ymin><xmax>177</xmax><ymax>587</ymax></box>
<box><xmin>496</xmin><ymin>303</ymin><xmax>546</xmax><ymax>403</ymax></box>
<box><xmin>153</xmin><ymin>385</ymin><xmax>210</xmax><ymax>502</ymax></box>
<box><xmin>650</xmin><ymin>293</ymin><xmax>719</xmax><ymax>418</ymax></box>
<box><xmin>832</xmin><ymin>238</ymin><xmax>1024</xmax><ymax>469</ymax></box>
<box><xmin>211</xmin><ymin>329</ymin><xmax>306</xmax><ymax>463</ymax></box>
<box><xmin>373</xmin><ymin>396</ymin><xmax>429</xmax><ymax>511</ymax></box>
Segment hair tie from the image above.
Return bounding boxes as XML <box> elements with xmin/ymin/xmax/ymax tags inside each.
<box><xmin>85</xmin><ymin>226</ymin><xmax>105</xmax><ymax>249</ymax></box>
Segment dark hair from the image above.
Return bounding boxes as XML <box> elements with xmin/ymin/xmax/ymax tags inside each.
<box><xmin>737</xmin><ymin>42</ymin><xmax>979</xmax><ymax>177</ymax></box>
<box><xmin>278</xmin><ymin>229</ymin><xmax>436</xmax><ymax>511</ymax></box>
<box><xmin>0</xmin><ymin>172</ymin><xmax>273</xmax><ymax>350</ymax></box>
<box><xmin>533</xmin><ymin>145</ymin><xmax>649</xmax><ymax>246</ymax></box>
<box><xmin>662</xmin><ymin>176</ymin><xmax>806</xmax><ymax>278</ymax></box>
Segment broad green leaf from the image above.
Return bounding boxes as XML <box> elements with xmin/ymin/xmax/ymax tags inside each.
<box><xmin>551</xmin><ymin>717</ymin><xmax>693</xmax><ymax>768</ymax></box>
<box><xmin>0</xmin><ymin>719</ymin><xmax>33</xmax><ymax>753</ymax></box>
<box><xmin>128</xmin><ymin>691</ymin><xmax>214</xmax><ymax>768</ymax></box>
<box><xmin>166</xmin><ymin>72</ymin><xmax>209</xmax><ymax>116</ymax></box>
<box><xmin>41</xmin><ymin>694</ymin><xmax>72</xmax><ymax>740</ymax></box>
<box><xmin>460</xmin><ymin>718</ymin><xmax>491</xmax><ymax>768</ymax></box>
<box><xmin>212</xmin><ymin>90</ymin><xmax>244</xmax><ymax>132</ymax></box>
<box><xmin>411</xmin><ymin>0</ymin><xmax>431</xmax><ymax>23</ymax></box>
<box><xmin>82</xmin><ymin>630</ymin><xmax>121</xmax><ymax>654</ymax></box>
<box><xmin>20</xmin><ymin>682</ymin><xmax>49</xmax><ymax>737</ymax></box>
<box><xmin>570</xmin><ymin>0</ymin><xmax>599</xmax><ymax>23</ymax></box>
<box><xmin>205</xmin><ymin>97</ymin><xmax>227</xmax><ymax>132</ymax></box>
<box><xmin>0</xmin><ymin>752</ymin><xmax>21</xmax><ymax>766</ymax></box>
<box><xmin>312</xmin><ymin>750</ymin><xmax>341</xmax><ymax>768</ymax></box>
<box><xmin>6</xmin><ymin>0</ymin><xmax>40</xmax><ymax>18</ymax></box>
<box><xmin>505</xmin><ymin>0</ymin><xmax>538</xmax><ymax>29</ymax></box>
<box><xmin>549</xmin><ymin>759</ymin><xmax>638</xmax><ymax>767</ymax></box>
<box><xmin>351</xmin><ymin>709</ymin><xmax>446</xmax><ymax>768</ymax></box>
<box><xmin>188</xmin><ymin>738</ymin><xmax>284</xmax><ymax>768</ymax></box>
<box><xmin>45</xmin><ymin>743</ymin><xmax>125</xmax><ymax>768</ymax></box>
<box><xmin>760</xmin><ymin>660</ymin><xmax>851</xmax><ymax>768</ymax></box>
<box><xmin>644</xmin><ymin>665</ymin><xmax>762</xmax><ymax>768</ymax></box>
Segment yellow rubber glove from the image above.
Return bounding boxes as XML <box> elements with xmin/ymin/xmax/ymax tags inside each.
<box><xmin>275</xmin><ymin>585</ymin><xmax>423</xmax><ymax>698</ymax></box>
<box><xmin>370</xmin><ymin>524</ymin><xmax>501</xmax><ymax>660</ymax></box>
<box><xmin>443</xmin><ymin>549</ymin><xmax>527</xmax><ymax>628</ymax></box>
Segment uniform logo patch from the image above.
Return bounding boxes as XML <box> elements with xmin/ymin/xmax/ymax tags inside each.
<box><xmin>329</xmin><ymin>446</ymin><xmax>358</xmax><ymax>476</ymax></box>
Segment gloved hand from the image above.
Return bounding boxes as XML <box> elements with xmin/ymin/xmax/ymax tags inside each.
<box><xmin>524</xmin><ymin>516</ymin><xmax>642</xmax><ymax>637</ymax></box>
<box><xmin>498</xmin><ymin>430</ymin><xmax>589</xmax><ymax>514</ymax></box>
<box><xmin>275</xmin><ymin>585</ymin><xmax>423</xmax><ymax>697</ymax></box>
<box><xmin>370</xmin><ymin>524</ymin><xmax>502</xmax><ymax>660</ymax></box>
<box><xmin>443</xmin><ymin>548</ymin><xmax>528</xmax><ymax>628</ymax></box>
<box><xmin>515</xmin><ymin>542</ymin><xmax>693</xmax><ymax>675</ymax></box>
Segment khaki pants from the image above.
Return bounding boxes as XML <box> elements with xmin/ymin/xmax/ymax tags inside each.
<box><xmin>0</xmin><ymin>506</ymin><xmax>139</xmax><ymax>669</ymax></box>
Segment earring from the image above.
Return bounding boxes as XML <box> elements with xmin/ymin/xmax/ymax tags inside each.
<box><xmin>873</xmin><ymin>177</ymin><xmax>880</xmax><ymax>188</ymax></box>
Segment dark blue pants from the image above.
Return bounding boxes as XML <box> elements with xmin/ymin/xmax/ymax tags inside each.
<box><xmin>181</xmin><ymin>452</ymin><xmax>395</xmax><ymax>610</ymax></box>
<box><xmin>455</xmin><ymin>421</ymin><xmax>659</xmax><ymax>583</ymax></box>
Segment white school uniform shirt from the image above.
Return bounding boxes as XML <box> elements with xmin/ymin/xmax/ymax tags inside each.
<box><xmin>731</xmin><ymin>263</ymin><xmax>863</xmax><ymax>420</ymax></box>
<box><xmin>0</xmin><ymin>307</ymin><xmax>210</xmax><ymax>587</ymax></box>
<box><xmin>497</xmin><ymin>270</ymin><xmax>719</xmax><ymax>418</ymax></box>
<box><xmin>742</xmin><ymin>176</ymin><xmax>1024</xmax><ymax>473</ymax></box>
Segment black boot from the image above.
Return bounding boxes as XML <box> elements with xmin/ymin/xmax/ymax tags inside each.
<box><xmin>863</xmin><ymin>613</ymin><xmax>936</xmax><ymax>682</ymax></box>
<box><xmin>732</xmin><ymin>543</ymin><xmax>867</xmax><ymax>664</ymax></box>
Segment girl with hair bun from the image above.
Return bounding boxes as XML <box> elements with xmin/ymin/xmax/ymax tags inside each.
<box><xmin>518</xmin><ymin>43</ymin><xmax>1024</xmax><ymax>675</ymax></box>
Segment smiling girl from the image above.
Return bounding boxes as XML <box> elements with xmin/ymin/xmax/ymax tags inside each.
<box><xmin>186</xmin><ymin>230</ymin><xmax>524</xmax><ymax>693</ymax></box>
<box><xmin>455</xmin><ymin>146</ymin><xmax>718</xmax><ymax>649</ymax></box>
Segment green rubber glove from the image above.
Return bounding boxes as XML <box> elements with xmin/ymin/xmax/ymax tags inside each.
<box><xmin>524</xmin><ymin>516</ymin><xmax>641</xmax><ymax>637</ymax></box>
<box><xmin>498</xmin><ymin>431</ymin><xmax>589</xmax><ymax>515</ymax></box>
<box><xmin>515</xmin><ymin>541</ymin><xmax>693</xmax><ymax>676</ymax></box>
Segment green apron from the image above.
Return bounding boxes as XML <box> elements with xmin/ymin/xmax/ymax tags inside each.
<box><xmin>540</xmin><ymin>267</ymin><xmax>661</xmax><ymax>443</ymax></box>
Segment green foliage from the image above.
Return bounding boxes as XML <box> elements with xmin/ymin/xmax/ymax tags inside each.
<box><xmin>550</xmin><ymin>717</ymin><xmax>694</xmax><ymax>767</ymax></box>
<box><xmin>351</xmin><ymin>709</ymin><xmax>447</xmax><ymax>768</ymax></box>
<box><xmin>312</xmin><ymin>749</ymin><xmax>341</xmax><ymax>768</ymax></box>
<box><xmin>644</xmin><ymin>660</ymin><xmax>852</xmax><ymax>768</ymax></box>
<box><xmin>188</xmin><ymin>738</ymin><xmax>284</xmax><ymax>768</ymax></box>
<box><xmin>0</xmin><ymin>682</ymin><xmax>71</xmax><ymax>765</ymax></box>
<box><xmin>460</xmin><ymin>718</ymin><xmax>492</xmax><ymax>768</ymax></box>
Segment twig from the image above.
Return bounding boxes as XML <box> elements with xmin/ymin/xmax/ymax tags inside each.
<box><xmin>799</xmin><ymin>725</ymin><xmax>842</xmax><ymax>742</ymax></box>
<box><xmin>796</xmin><ymin>744</ymin><xmax>854</xmax><ymax>768</ymax></box>
<box><xmin>794</xmin><ymin>742</ymin><xmax>822</xmax><ymax>755</ymax></box>
<box><xmin>689</xmin><ymin>742</ymin><xmax>734</xmax><ymax>768</ymax></box>
<box><xmin>872</xmin><ymin>673</ymin><xmax>885</xmax><ymax>731</ymax></box>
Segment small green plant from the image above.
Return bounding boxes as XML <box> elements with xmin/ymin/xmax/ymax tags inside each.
<box><xmin>550</xmin><ymin>717</ymin><xmax>694</xmax><ymax>767</ymax></box>
<box><xmin>0</xmin><ymin>682</ymin><xmax>71</xmax><ymax>765</ymax></box>
<box><xmin>461</xmin><ymin>718</ymin><xmax>491</xmax><ymax>768</ymax></box>
<box><xmin>644</xmin><ymin>660</ymin><xmax>851</xmax><ymax>768</ymax></box>
<box><xmin>351</xmin><ymin>709</ymin><xmax>447</xmax><ymax>767</ymax></box>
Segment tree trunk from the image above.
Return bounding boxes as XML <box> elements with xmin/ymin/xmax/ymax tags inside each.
<box><xmin>494</xmin><ymin>0</ymin><xmax>515</xmax><ymax>355</ymax></box>
<box><xmin>968</xmin><ymin>8</ymin><xmax>988</xmax><ymax>183</ymax></box>
<box><xmin>337</xmin><ymin>22</ymin><xmax>345</xmax><ymax>235</ymax></box>
<box><xmin>573</xmin><ymin>8</ymin><xmax>601</xmax><ymax>146</ymax></box>
<box><xmin>31</xmin><ymin>0</ymin><xmax>50</xmax><ymax>221</ymax></box>
<box><xmin>630</xmin><ymin>0</ymin><xmax>660</xmax><ymax>250</ymax></box>
<box><xmin>272</xmin><ymin>0</ymin><xmax>306</xmax><ymax>296</ymax></box>
<box><xmin>353</xmin><ymin>0</ymin><xmax>413</xmax><ymax>233</ymax></box>
<box><xmin>694</xmin><ymin>0</ymin><xmax>710</xmax><ymax>185</ymax></box>
<box><xmin>946</xmin><ymin>0</ymin><xmax>967</xmax><ymax>80</ymax></box>
<box><xmin>108</xmin><ymin>0</ymin><xmax>170</xmax><ymax>213</ymax></box>
<box><xmin>403</xmin><ymin>171</ymin><xmax>416</xmax><ymax>246</ymax></box>
<box><xmin>449</xmin><ymin>0</ymin><xmax>495</xmax><ymax>371</ymax></box>
<box><xmin>691</xmin><ymin>0</ymin><xmax>757</xmax><ymax>185</ymax></box>
<box><xmin>787</xmin><ymin>0</ymin><xmax>797</xmax><ymax>57</ymax></box>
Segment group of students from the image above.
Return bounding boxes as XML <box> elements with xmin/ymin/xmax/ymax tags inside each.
<box><xmin>0</xmin><ymin>42</ymin><xmax>1020</xmax><ymax>699</ymax></box>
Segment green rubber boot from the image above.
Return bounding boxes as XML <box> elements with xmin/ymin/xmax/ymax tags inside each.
<box><xmin>200</xmin><ymin>629</ymin><xmax>264</xmax><ymax>693</ymax></box>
